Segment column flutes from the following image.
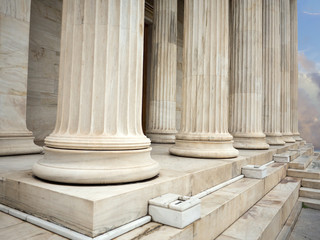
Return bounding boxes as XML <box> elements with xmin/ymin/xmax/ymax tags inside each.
<box><xmin>229</xmin><ymin>0</ymin><xmax>269</xmax><ymax>149</ymax></box>
<box><xmin>290</xmin><ymin>0</ymin><xmax>302</xmax><ymax>141</ymax></box>
<box><xmin>280</xmin><ymin>0</ymin><xmax>295</xmax><ymax>143</ymax></box>
<box><xmin>146</xmin><ymin>0</ymin><xmax>177</xmax><ymax>143</ymax></box>
<box><xmin>170</xmin><ymin>0</ymin><xmax>239</xmax><ymax>158</ymax></box>
<box><xmin>262</xmin><ymin>0</ymin><xmax>285</xmax><ymax>145</ymax></box>
<box><xmin>33</xmin><ymin>0</ymin><xmax>159</xmax><ymax>184</ymax></box>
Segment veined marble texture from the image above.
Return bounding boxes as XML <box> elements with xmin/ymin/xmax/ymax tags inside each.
<box><xmin>0</xmin><ymin>0</ymin><xmax>42</xmax><ymax>155</ymax></box>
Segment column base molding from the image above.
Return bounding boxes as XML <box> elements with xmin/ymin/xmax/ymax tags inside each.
<box><xmin>147</xmin><ymin>133</ymin><xmax>176</xmax><ymax>144</ymax></box>
<box><xmin>282</xmin><ymin>134</ymin><xmax>296</xmax><ymax>143</ymax></box>
<box><xmin>266</xmin><ymin>135</ymin><xmax>286</xmax><ymax>145</ymax></box>
<box><xmin>169</xmin><ymin>140</ymin><xmax>239</xmax><ymax>159</ymax></box>
<box><xmin>233</xmin><ymin>136</ymin><xmax>269</xmax><ymax>150</ymax></box>
<box><xmin>33</xmin><ymin>147</ymin><xmax>160</xmax><ymax>184</ymax></box>
<box><xmin>0</xmin><ymin>136</ymin><xmax>43</xmax><ymax>156</ymax></box>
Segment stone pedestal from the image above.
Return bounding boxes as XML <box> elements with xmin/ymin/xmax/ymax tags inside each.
<box><xmin>290</xmin><ymin>0</ymin><xmax>302</xmax><ymax>141</ymax></box>
<box><xmin>229</xmin><ymin>0</ymin><xmax>269</xmax><ymax>150</ymax></box>
<box><xmin>33</xmin><ymin>0</ymin><xmax>159</xmax><ymax>184</ymax></box>
<box><xmin>262</xmin><ymin>0</ymin><xmax>285</xmax><ymax>145</ymax></box>
<box><xmin>170</xmin><ymin>0</ymin><xmax>239</xmax><ymax>158</ymax></box>
<box><xmin>146</xmin><ymin>0</ymin><xmax>177</xmax><ymax>143</ymax></box>
<box><xmin>0</xmin><ymin>0</ymin><xmax>43</xmax><ymax>156</ymax></box>
<box><xmin>280</xmin><ymin>0</ymin><xmax>295</xmax><ymax>143</ymax></box>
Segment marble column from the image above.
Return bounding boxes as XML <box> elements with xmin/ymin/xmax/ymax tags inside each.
<box><xmin>0</xmin><ymin>0</ymin><xmax>43</xmax><ymax>156</ymax></box>
<box><xmin>146</xmin><ymin>0</ymin><xmax>177</xmax><ymax>143</ymax></box>
<box><xmin>33</xmin><ymin>0</ymin><xmax>160</xmax><ymax>184</ymax></box>
<box><xmin>229</xmin><ymin>0</ymin><xmax>269</xmax><ymax>149</ymax></box>
<box><xmin>170</xmin><ymin>0</ymin><xmax>239</xmax><ymax>158</ymax></box>
<box><xmin>290</xmin><ymin>0</ymin><xmax>302</xmax><ymax>141</ymax></box>
<box><xmin>280</xmin><ymin>0</ymin><xmax>295</xmax><ymax>143</ymax></box>
<box><xmin>262</xmin><ymin>0</ymin><xmax>285</xmax><ymax>145</ymax></box>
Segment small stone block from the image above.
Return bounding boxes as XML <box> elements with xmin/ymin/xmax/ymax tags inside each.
<box><xmin>273</xmin><ymin>150</ymin><xmax>299</xmax><ymax>162</ymax></box>
<box><xmin>148</xmin><ymin>194</ymin><xmax>201</xmax><ymax>229</ymax></box>
<box><xmin>242</xmin><ymin>165</ymin><xmax>267</xmax><ymax>179</ymax></box>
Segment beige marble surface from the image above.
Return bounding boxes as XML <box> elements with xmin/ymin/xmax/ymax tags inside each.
<box><xmin>26</xmin><ymin>0</ymin><xmax>62</xmax><ymax>142</ymax></box>
<box><xmin>262</xmin><ymin>0</ymin><xmax>285</xmax><ymax>146</ymax></box>
<box><xmin>229</xmin><ymin>0</ymin><xmax>269</xmax><ymax>150</ymax></box>
<box><xmin>0</xmin><ymin>0</ymin><xmax>42</xmax><ymax>155</ymax></box>
<box><xmin>170</xmin><ymin>0</ymin><xmax>238</xmax><ymax>158</ymax></box>
<box><xmin>0</xmin><ymin>143</ymin><xmax>300</xmax><ymax>237</ymax></box>
<box><xmin>146</xmin><ymin>0</ymin><xmax>177</xmax><ymax>143</ymax></box>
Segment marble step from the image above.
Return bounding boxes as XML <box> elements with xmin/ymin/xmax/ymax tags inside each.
<box><xmin>299</xmin><ymin>145</ymin><xmax>314</xmax><ymax>157</ymax></box>
<box><xmin>301</xmin><ymin>178</ymin><xmax>320</xmax><ymax>189</ymax></box>
<box><xmin>0</xmin><ymin>143</ymin><xmax>303</xmax><ymax>237</ymax></box>
<box><xmin>273</xmin><ymin>150</ymin><xmax>300</xmax><ymax>163</ymax></box>
<box><xmin>300</xmin><ymin>187</ymin><xmax>320</xmax><ymax>200</ymax></box>
<box><xmin>216</xmin><ymin>177</ymin><xmax>300</xmax><ymax>240</ymax></box>
<box><xmin>299</xmin><ymin>197</ymin><xmax>320</xmax><ymax>210</ymax></box>
<box><xmin>275</xmin><ymin>201</ymin><xmax>302</xmax><ymax>240</ymax></box>
<box><xmin>288</xmin><ymin>155</ymin><xmax>313</xmax><ymax>170</ymax></box>
<box><xmin>287</xmin><ymin>156</ymin><xmax>320</xmax><ymax>180</ymax></box>
<box><xmin>115</xmin><ymin>162</ymin><xmax>288</xmax><ymax>240</ymax></box>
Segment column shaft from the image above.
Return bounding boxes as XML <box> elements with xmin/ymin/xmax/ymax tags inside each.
<box><xmin>170</xmin><ymin>0</ymin><xmax>239</xmax><ymax>158</ymax></box>
<box><xmin>290</xmin><ymin>0</ymin><xmax>302</xmax><ymax>141</ymax></box>
<box><xmin>146</xmin><ymin>0</ymin><xmax>177</xmax><ymax>143</ymax></box>
<box><xmin>280</xmin><ymin>0</ymin><xmax>295</xmax><ymax>143</ymax></box>
<box><xmin>0</xmin><ymin>0</ymin><xmax>42</xmax><ymax>155</ymax></box>
<box><xmin>229</xmin><ymin>0</ymin><xmax>269</xmax><ymax>149</ymax></box>
<box><xmin>262</xmin><ymin>0</ymin><xmax>285</xmax><ymax>145</ymax></box>
<box><xmin>33</xmin><ymin>0</ymin><xmax>159</xmax><ymax>184</ymax></box>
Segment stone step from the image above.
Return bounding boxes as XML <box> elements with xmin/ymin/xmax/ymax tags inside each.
<box><xmin>287</xmin><ymin>155</ymin><xmax>320</xmax><ymax>180</ymax></box>
<box><xmin>300</xmin><ymin>187</ymin><xmax>320</xmax><ymax>200</ymax></box>
<box><xmin>115</xmin><ymin>162</ymin><xmax>288</xmax><ymax>240</ymax></box>
<box><xmin>301</xmin><ymin>178</ymin><xmax>320</xmax><ymax>189</ymax></box>
<box><xmin>216</xmin><ymin>177</ymin><xmax>300</xmax><ymax>240</ymax></box>
<box><xmin>273</xmin><ymin>150</ymin><xmax>300</xmax><ymax>163</ymax></box>
<box><xmin>288</xmin><ymin>155</ymin><xmax>313</xmax><ymax>170</ymax></box>
<box><xmin>299</xmin><ymin>197</ymin><xmax>320</xmax><ymax>210</ymax></box>
<box><xmin>299</xmin><ymin>145</ymin><xmax>314</xmax><ymax>157</ymax></box>
<box><xmin>275</xmin><ymin>201</ymin><xmax>302</xmax><ymax>240</ymax></box>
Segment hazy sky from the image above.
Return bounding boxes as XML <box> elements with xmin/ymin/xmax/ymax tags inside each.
<box><xmin>297</xmin><ymin>0</ymin><xmax>320</xmax><ymax>149</ymax></box>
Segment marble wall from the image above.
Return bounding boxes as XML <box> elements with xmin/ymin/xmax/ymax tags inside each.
<box><xmin>26</xmin><ymin>0</ymin><xmax>62</xmax><ymax>143</ymax></box>
<box><xmin>0</xmin><ymin>0</ymin><xmax>31</xmax><ymax>135</ymax></box>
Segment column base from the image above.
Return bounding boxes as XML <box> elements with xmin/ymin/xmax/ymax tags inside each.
<box><xmin>233</xmin><ymin>136</ymin><xmax>269</xmax><ymax>150</ymax></box>
<box><xmin>169</xmin><ymin>140</ymin><xmax>239</xmax><ymax>159</ymax></box>
<box><xmin>266</xmin><ymin>135</ymin><xmax>286</xmax><ymax>145</ymax></box>
<box><xmin>282</xmin><ymin>134</ymin><xmax>296</xmax><ymax>143</ymax></box>
<box><xmin>33</xmin><ymin>147</ymin><xmax>160</xmax><ymax>184</ymax></box>
<box><xmin>0</xmin><ymin>136</ymin><xmax>43</xmax><ymax>156</ymax></box>
<box><xmin>147</xmin><ymin>133</ymin><xmax>175</xmax><ymax>144</ymax></box>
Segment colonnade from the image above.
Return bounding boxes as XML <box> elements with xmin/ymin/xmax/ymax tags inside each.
<box><xmin>0</xmin><ymin>0</ymin><xmax>301</xmax><ymax>184</ymax></box>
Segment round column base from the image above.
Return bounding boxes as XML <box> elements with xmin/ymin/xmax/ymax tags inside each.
<box><xmin>33</xmin><ymin>147</ymin><xmax>160</xmax><ymax>184</ymax></box>
<box><xmin>169</xmin><ymin>140</ymin><xmax>239</xmax><ymax>159</ymax></box>
<box><xmin>266</xmin><ymin>135</ymin><xmax>286</xmax><ymax>145</ymax></box>
<box><xmin>233</xmin><ymin>137</ymin><xmax>269</xmax><ymax>150</ymax></box>
<box><xmin>282</xmin><ymin>135</ymin><xmax>296</xmax><ymax>143</ymax></box>
<box><xmin>147</xmin><ymin>133</ymin><xmax>175</xmax><ymax>144</ymax></box>
<box><xmin>0</xmin><ymin>136</ymin><xmax>43</xmax><ymax>156</ymax></box>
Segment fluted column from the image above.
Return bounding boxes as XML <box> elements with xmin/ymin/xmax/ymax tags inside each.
<box><xmin>280</xmin><ymin>0</ymin><xmax>295</xmax><ymax>143</ymax></box>
<box><xmin>262</xmin><ymin>0</ymin><xmax>285</xmax><ymax>145</ymax></box>
<box><xmin>33</xmin><ymin>0</ymin><xmax>159</xmax><ymax>184</ymax></box>
<box><xmin>290</xmin><ymin>0</ymin><xmax>302</xmax><ymax>141</ymax></box>
<box><xmin>0</xmin><ymin>0</ymin><xmax>42</xmax><ymax>155</ymax></box>
<box><xmin>146</xmin><ymin>0</ymin><xmax>177</xmax><ymax>143</ymax></box>
<box><xmin>170</xmin><ymin>0</ymin><xmax>239</xmax><ymax>158</ymax></box>
<box><xmin>229</xmin><ymin>0</ymin><xmax>269</xmax><ymax>149</ymax></box>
